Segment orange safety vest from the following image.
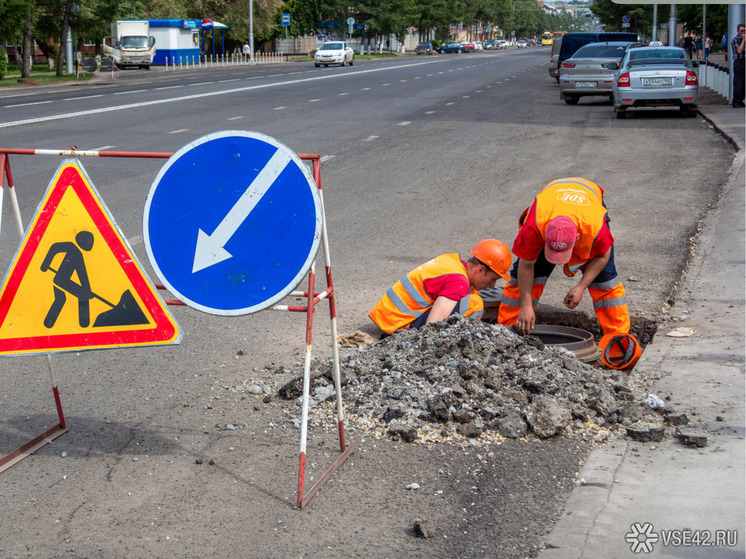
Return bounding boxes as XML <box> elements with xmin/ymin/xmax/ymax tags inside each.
<box><xmin>529</xmin><ymin>177</ymin><xmax>607</xmax><ymax>270</ymax></box>
<box><xmin>369</xmin><ymin>254</ymin><xmax>482</xmax><ymax>334</ymax></box>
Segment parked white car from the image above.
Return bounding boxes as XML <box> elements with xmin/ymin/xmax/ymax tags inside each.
<box><xmin>473</xmin><ymin>41</ymin><xmax>484</xmax><ymax>52</ymax></box>
<box><xmin>314</xmin><ymin>42</ymin><xmax>354</xmax><ymax>67</ymax></box>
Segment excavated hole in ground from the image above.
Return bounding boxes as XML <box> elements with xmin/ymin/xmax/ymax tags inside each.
<box><xmin>482</xmin><ymin>303</ymin><xmax>659</xmax><ymax>349</ymax></box>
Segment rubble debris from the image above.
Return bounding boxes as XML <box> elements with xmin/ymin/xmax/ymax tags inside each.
<box><xmin>626</xmin><ymin>423</ymin><xmax>665</xmax><ymax>442</ymax></box>
<box><xmin>278</xmin><ymin>315</ymin><xmax>662</xmax><ymax>444</ymax></box>
<box><xmin>413</xmin><ymin>519</ymin><xmax>436</xmax><ymax>539</ymax></box>
<box><xmin>644</xmin><ymin>394</ymin><xmax>666</xmax><ymax>410</ymax></box>
<box><xmin>676</xmin><ymin>431</ymin><xmax>708</xmax><ymax>447</ymax></box>
<box><xmin>664</xmin><ymin>413</ymin><xmax>689</xmax><ymax>426</ymax></box>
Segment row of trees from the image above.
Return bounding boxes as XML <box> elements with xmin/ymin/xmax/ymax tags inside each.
<box><xmin>0</xmin><ymin>0</ymin><xmax>589</xmax><ymax>76</ymax></box>
<box><xmin>590</xmin><ymin>1</ymin><xmax>730</xmax><ymax>44</ymax></box>
<box><xmin>6</xmin><ymin>0</ymin><xmax>728</xmax><ymax>79</ymax></box>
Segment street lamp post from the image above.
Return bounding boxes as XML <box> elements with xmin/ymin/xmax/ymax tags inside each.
<box><xmin>249</xmin><ymin>0</ymin><xmax>255</xmax><ymax>63</ymax></box>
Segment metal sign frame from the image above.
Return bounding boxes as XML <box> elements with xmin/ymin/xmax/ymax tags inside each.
<box><xmin>0</xmin><ymin>146</ymin><xmax>355</xmax><ymax>509</ymax></box>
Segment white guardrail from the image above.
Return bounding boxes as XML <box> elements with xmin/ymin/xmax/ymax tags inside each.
<box><xmin>164</xmin><ymin>53</ymin><xmax>285</xmax><ymax>70</ymax></box>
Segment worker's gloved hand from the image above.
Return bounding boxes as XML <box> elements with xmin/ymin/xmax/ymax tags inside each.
<box><xmin>515</xmin><ymin>307</ymin><xmax>535</xmax><ymax>336</ymax></box>
<box><xmin>564</xmin><ymin>285</ymin><xmax>584</xmax><ymax>309</ymax></box>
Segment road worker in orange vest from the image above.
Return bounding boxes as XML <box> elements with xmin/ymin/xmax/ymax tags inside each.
<box><xmin>497</xmin><ymin>177</ymin><xmax>631</xmax><ymax>337</ymax></box>
<box><xmin>369</xmin><ymin>239</ymin><xmax>512</xmax><ymax>335</ymax></box>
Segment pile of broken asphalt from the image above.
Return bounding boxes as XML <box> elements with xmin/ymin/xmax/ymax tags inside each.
<box><xmin>260</xmin><ymin>315</ymin><xmax>691</xmax><ymax>447</ymax></box>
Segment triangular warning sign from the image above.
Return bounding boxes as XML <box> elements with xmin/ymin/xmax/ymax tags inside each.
<box><xmin>0</xmin><ymin>159</ymin><xmax>181</xmax><ymax>356</ymax></box>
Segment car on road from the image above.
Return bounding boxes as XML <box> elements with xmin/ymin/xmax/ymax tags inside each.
<box><xmin>610</xmin><ymin>45</ymin><xmax>699</xmax><ymax>118</ymax></box>
<box><xmin>497</xmin><ymin>40</ymin><xmax>509</xmax><ymax>49</ymax></box>
<box><xmin>438</xmin><ymin>42</ymin><xmax>464</xmax><ymax>53</ymax></box>
<box><xmin>460</xmin><ymin>41</ymin><xmax>477</xmax><ymax>53</ymax></box>
<box><xmin>484</xmin><ymin>40</ymin><xmax>498</xmax><ymax>50</ymax></box>
<box><xmin>517</xmin><ymin>40</ymin><xmax>528</xmax><ymax>48</ymax></box>
<box><xmin>559</xmin><ymin>41</ymin><xmax>640</xmax><ymax>104</ymax></box>
<box><xmin>414</xmin><ymin>42</ymin><xmax>433</xmax><ymax>55</ymax></box>
<box><xmin>548</xmin><ymin>36</ymin><xmax>563</xmax><ymax>81</ymax></box>
<box><xmin>314</xmin><ymin>41</ymin><xmax>354</xmax><ymax>67</ymax></box>
<box><xmin>473</xmin><ymin>41</ymin><xmax>484</xmax><ymax>51</ymax></box>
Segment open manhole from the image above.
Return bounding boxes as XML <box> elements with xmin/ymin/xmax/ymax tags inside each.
<box><xmin>505</xmin><ymin>324</ymin><xmax>601</xmax><ymax>363</ymax></box>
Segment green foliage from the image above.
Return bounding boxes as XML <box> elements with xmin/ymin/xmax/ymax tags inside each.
<box><xmin>0</xmin><ymin>50</ymin><xmax>7</xmax><ymax>79</ymax></box>
<box><xmin>677</xmin><ymin>4</ymin><xmax>727</xmax><ymax>40</ymax></box>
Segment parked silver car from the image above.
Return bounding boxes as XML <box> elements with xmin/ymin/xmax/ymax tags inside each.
<box><xmin>610</xmin><ymin>46</ymin><xmax>699</xmax><ymax>118</ymax></box>
<box><xmin>314</xmin><ymin>42</ymin><xmax>354</xmax><ymax>67</ymax></box>
<box><xmin>559</xmin><ymin>41</ymin><xmax>640</xmax><ymax>104</ymax></box>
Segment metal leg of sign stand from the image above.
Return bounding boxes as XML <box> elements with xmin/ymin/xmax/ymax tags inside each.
<box><xmin>0</xmin><ymin>155</ymin><xmax>67</xmax><ymax>473</ymax></box>
<box><xmin>286</xmin><ymin>155</ymin><xmax>356</xmax><ymax>509</ymax></box>
<box><xmin>0</xmin><ymin>154</ymin><xmax>27</xmax><ymax>242</ymax></box>
<box><xmin>0</xmin><ymin>356</ymin><xmax>68</xmax><ymax>474</ymax></box>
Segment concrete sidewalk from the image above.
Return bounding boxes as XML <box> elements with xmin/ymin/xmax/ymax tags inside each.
<box><xmin>540</xmin><ymin>106</ymin><xmax>745</xmax><ymax>557</ymax></box>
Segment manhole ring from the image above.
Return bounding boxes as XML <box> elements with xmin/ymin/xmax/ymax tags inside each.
<box><xmin>506</xmin><ymin>324</ymin><xmax>601</xmax><ymax>363</ymax></box>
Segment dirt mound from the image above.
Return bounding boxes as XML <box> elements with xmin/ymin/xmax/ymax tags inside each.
<box><xmin>279</xmin><ymin>315</ymin><xmax>654</xmax><ymax>443</ymax></box>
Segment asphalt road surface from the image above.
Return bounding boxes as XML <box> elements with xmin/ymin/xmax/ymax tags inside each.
<box><xmin>0</xmin><ymin>49</ymin><xmax>735</xmax><ymax>558</ymax></box>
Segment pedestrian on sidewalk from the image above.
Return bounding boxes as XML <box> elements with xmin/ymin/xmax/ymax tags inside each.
<box><xmin>497</xmin><ymin>177</ymin><xmax>630</xmax><ymax>337</ymax></box>
<box><xmin>731</xmin><ymin>24</ymin><xmax>745</xmax><ymax>108</ymax></box>
<box><xmin>695</xmin><ymin>35</ymin><xmax>703</xmax><ymax>60</ymax></box>
<box><xmin>705</xmin><ymin>34</ymin><xmax>712</xmax><ymax>60</ymax></box>
<box><xmin>369</xmin><ymin>239</ymin><xmax>512</xmax><ymax>334</ymax></box>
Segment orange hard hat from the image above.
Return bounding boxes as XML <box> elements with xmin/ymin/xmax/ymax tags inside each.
<box><xmin>599</xmin><ymin>333</ymin><xmax>642</xmax><ymax>370</ymax></box>
<box><xmin>470</xmin><ymin>239</ymin><xmax>512</xmax><ymax>280</ymax></box>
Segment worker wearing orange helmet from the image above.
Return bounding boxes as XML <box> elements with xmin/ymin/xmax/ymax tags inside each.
<box><xmin>497</xmin><ymin>177</ymin><xmax>630</xmax><ymax>337</ymax></box>
<box><xmin>369</xmin><ymin>239</ymin><xmax>512</xmax><ymax>335</ymax></box>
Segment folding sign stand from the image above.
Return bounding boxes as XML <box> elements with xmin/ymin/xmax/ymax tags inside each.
<box><xmin>0</xmin><ymin>146</ymin><xmax>355</xmax><ymax>508</ymax></box>
<box><xmin>0</xmin><ymin>152</ymin><xmax>68</xmax><ymax>473</ymax></box>
<box><xmin>0</xmin><ymin>148</ymin><xmax>174</xmax><ymax>474</ymax></box>
<box><xmin>270</xmin><ymin>154</ymin><xmax>357</xmax><ymax>509</ymax></box>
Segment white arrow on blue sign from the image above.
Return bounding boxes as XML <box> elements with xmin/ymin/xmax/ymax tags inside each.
<box><xmin>143</xmin><ymin>131</ymin><xmax>322</xmax><ymax>316</ymax></box>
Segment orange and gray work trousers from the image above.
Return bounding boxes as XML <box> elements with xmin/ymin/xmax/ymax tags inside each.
<box><xmin>497</xmin><ymin>246</ymin><xmax>630</xmax><ymax>335</ymax></box>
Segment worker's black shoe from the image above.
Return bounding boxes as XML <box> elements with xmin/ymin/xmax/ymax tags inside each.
<box><xmin>733</xmin><ymin>101</ymin><xmax>745</xmax><ymax>108</ymax></box>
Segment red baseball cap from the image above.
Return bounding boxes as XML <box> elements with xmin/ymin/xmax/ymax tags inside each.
<box><xmin>544</xmin><ymin>216</ymin><xmax>577</xmax><ymax>264</ymax></box>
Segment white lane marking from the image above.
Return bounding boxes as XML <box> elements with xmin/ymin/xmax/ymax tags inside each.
<box><xmin>5</xmin><ymin>100</ymin><xmax>52</xmax><ymax>108</ymax></box>
<box><xmin>362</xmin><ymin>87</ymin><xmax>371</xmax><ymax>90</ymax></box>
<box><xmin>0</xmin><ymin>59</ymin><xmax>453</xmax><ymax>128</ymax></box>
<box><xmin>155</xmin><ymin>85</ymin><xmax>184</xmax><ymax>90</ymax></box>
<box><xmin>189</xmin><ymin>81</ymin><xmax>215</xmax><ymax>86</ymax></box>
<box><xmin>425</xmin><ymin>111</ymin><xmax>435</xmax><ymax>114</ymax></box>
<box><xmin>90</xmin><ymin>145</ymin><xmax>115</xmax><ymax>150</ymax></box>
<box><xmin>273</xmin><ymin>106</ymin><xmax>286</xmax><ymax>110</ymax></box>
<box><xmin>362</xmin><ymin>136</ymin><xmax>379</xmax><ymax>142</ymax></box>
<box><xmin>227</xmin><ymin>116</ymin><xmax>245</xmax><ymax>120</ymax></box>
<box><xmin>64</xmin><ymin>94</ymin><xmax>104</xmax><ymax>101</ymax></box>
<box><xmin>168</xmin><ymin>128</ymin><xmax>190</xmax><ymax>134</ymax></box>
<box><xmin>462</xmin><ymin>95</ymin><xmax>470</xmax><ymax>98</ymax></box>
<box><xmin>382</xmin><ymin>83</ymin><xmax>390</xmax><ymax>86</ymax></box>
<box><xmin>399</xmin><ymin>121</ymin><xmax>411</xmax><ymax>126</ymax></box>
<box><xmin>446</xmin><ymin>102</ymin><xmax>454</xmax><ymax>105</ymax></box>
<box><xmin>309</xmin><ymin>98</ymin><xmax>321</xmax><ymax>102</ymax></box>
<box><xmin>320</xmin><ymin>155</ymin><xmax>335</xmax><ymax>163</ymax></box>
<box><xmin>114</xmin><ymin>89</ymin><xmax>147</xmax><ymax>95</ymax></box>
<box><xmin>219</xmin><ymin>78</ymin><xmax>241</xmax><ymax>82</ymax></box>
<box><xmin>338</xmin><ymin>92</ymin><xmax>348</xmax><ymax>96</ymax></box>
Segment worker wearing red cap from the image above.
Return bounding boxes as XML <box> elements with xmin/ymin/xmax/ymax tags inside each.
<box><xmin>497</xmin><ymin>177</ymin><xmax>630</xmax><ymax>336</ymax></box>
<box><xmin>370</xmin><ymin>239</ymin><xmax>512</xmax><ymax>335</ymax></box>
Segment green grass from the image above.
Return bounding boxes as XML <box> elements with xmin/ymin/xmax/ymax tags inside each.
<box><xmin>0</xmin><ymin>72</ymin><xmax>92</xmax><ymax>87</ymax></box>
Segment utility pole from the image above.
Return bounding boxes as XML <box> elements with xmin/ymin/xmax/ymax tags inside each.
<box><xmin>249</xmin><ymin>0</ymin><xmax>255</xmax><ymax>63</ymax></box>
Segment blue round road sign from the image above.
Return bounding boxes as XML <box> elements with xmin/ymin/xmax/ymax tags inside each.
<box><xmin>143</xmin><ymin>131</ymin><xmax>322</xmax><ymax>315</ymax></box>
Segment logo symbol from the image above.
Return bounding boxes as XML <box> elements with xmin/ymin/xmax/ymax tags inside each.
<box><xmin>625</xmin><ymin>522</ymin><xmax>660</xmax><ymax>554</ymax></box>
<box><xmin>556</xmin><ymin>188</ymin><xmax>591</xmax><ymax>206</ymax></box>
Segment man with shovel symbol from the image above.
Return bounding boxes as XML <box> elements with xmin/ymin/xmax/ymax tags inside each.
<box><xmin>41</xmin><ymin>230</ymin><xmax>148</xmax><ymax>329</ymax></box>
